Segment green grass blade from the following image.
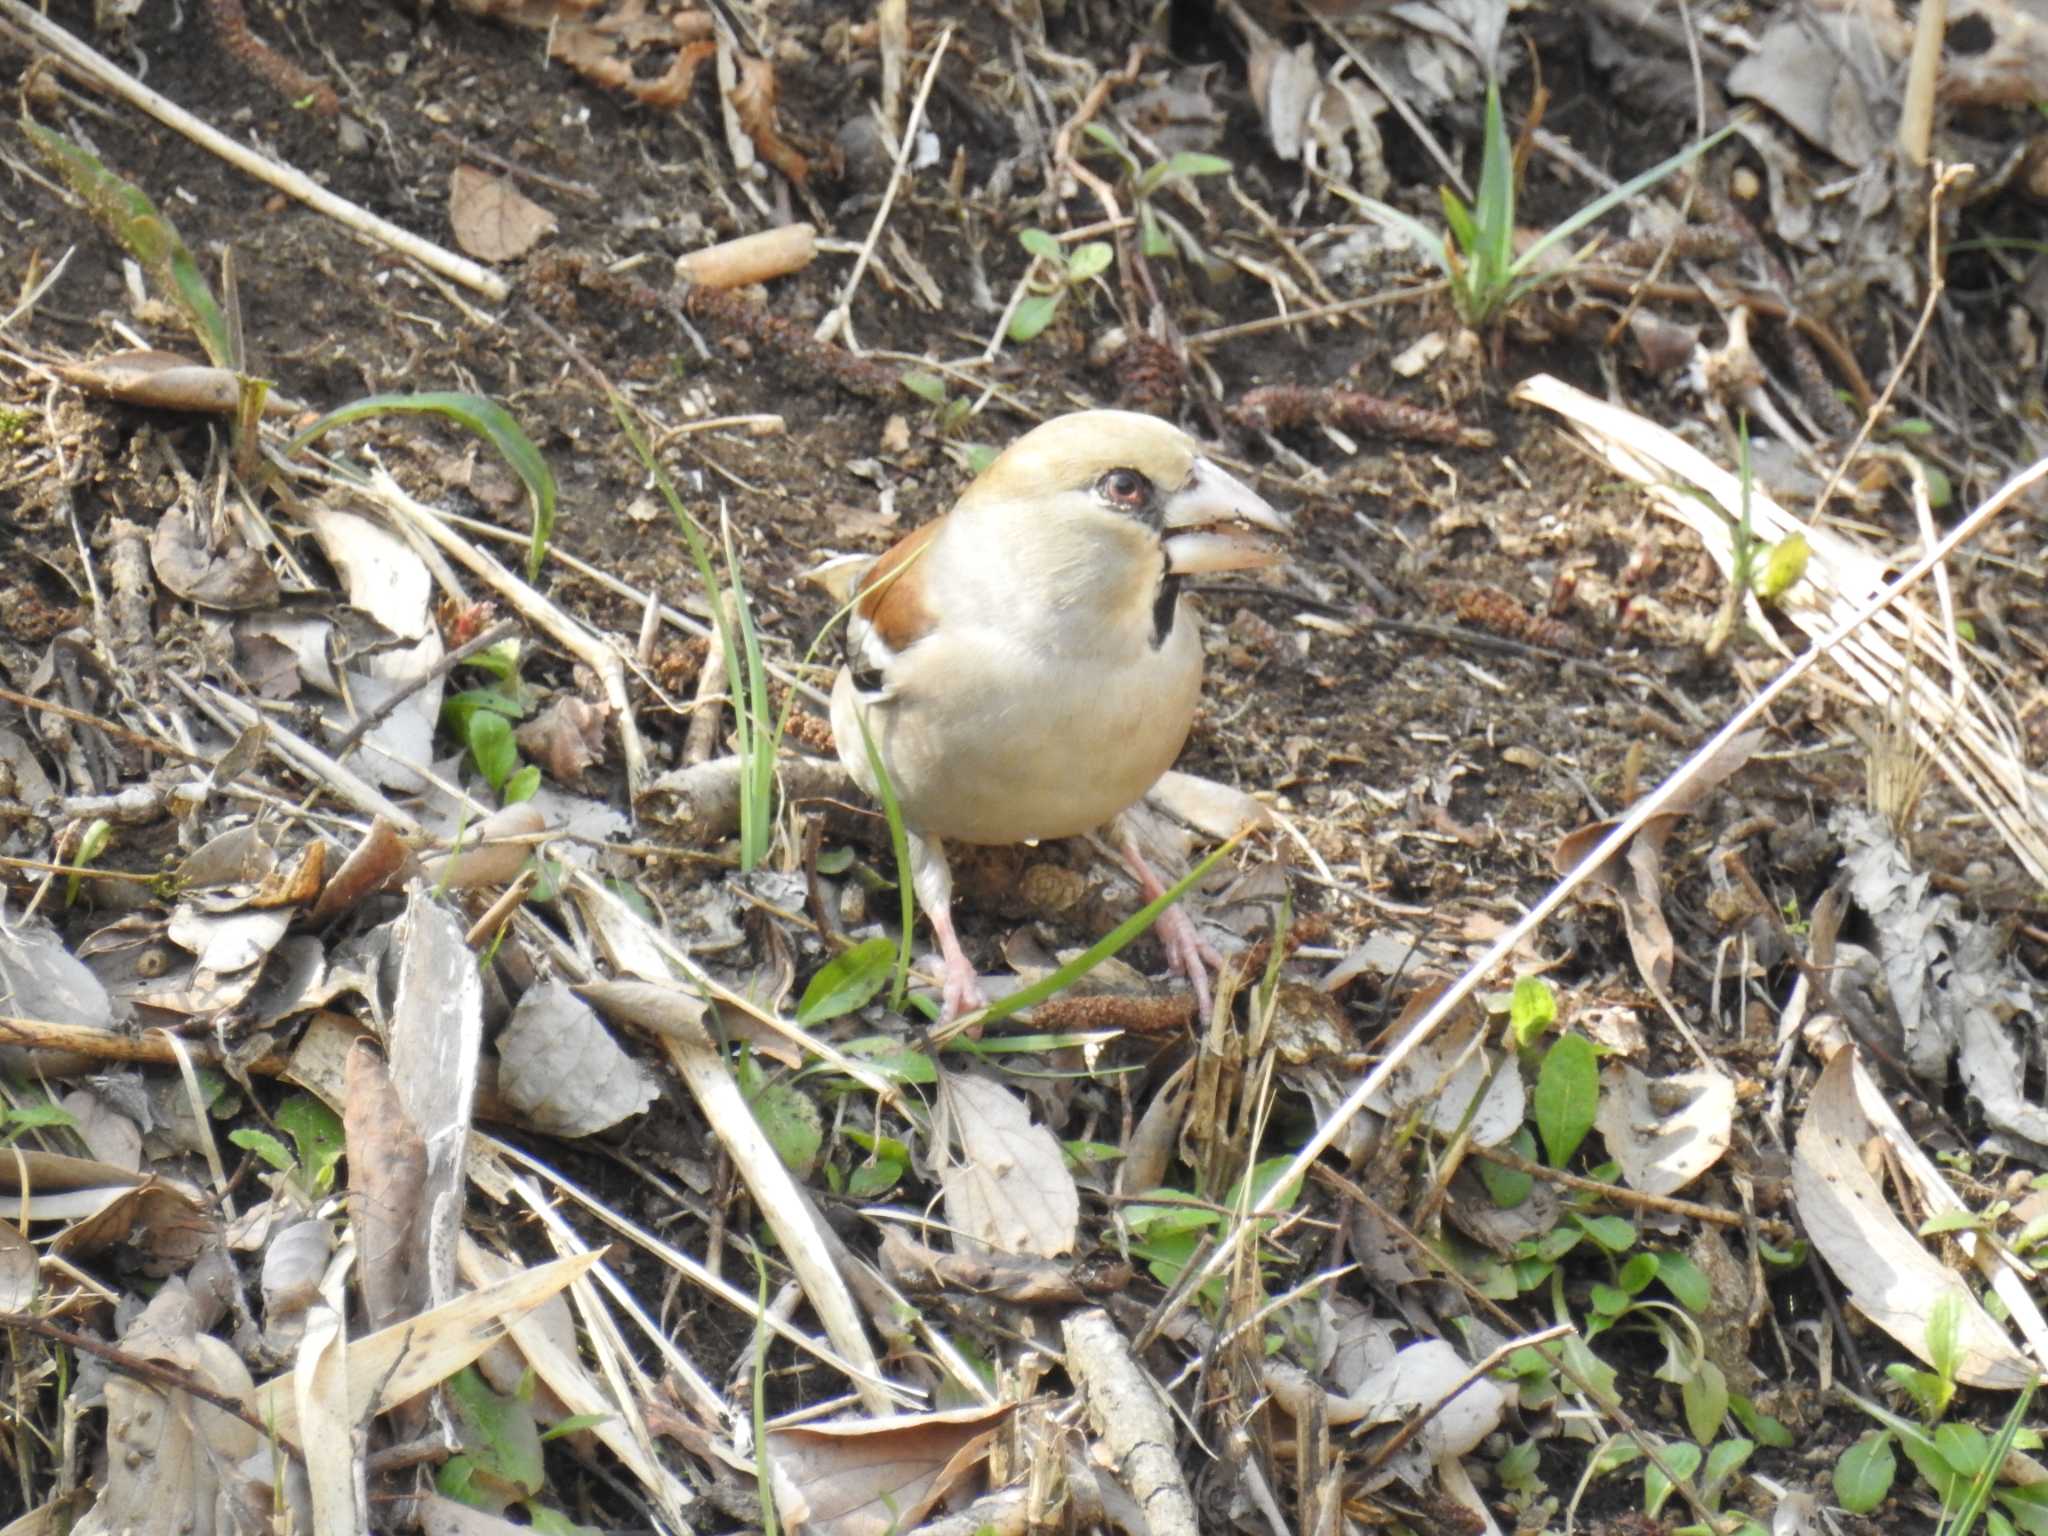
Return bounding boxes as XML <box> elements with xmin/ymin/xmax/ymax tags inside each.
<box><xmin>24</xmin><ymin>120</ymin><xmax>235</xmax><ymax>368</ymax></box>
<box><xmin>952</xmin><ymin>831</ymin><xmax>1248</xmax><ymax>1035</ymax></box>
<box><xmin>289</xmin><ymin>393</ymin><xmax>558</xmax><ymax>580</ymax></box>
<box><xmin>721</xmin><ymin>506</ymin><xmax>778</xmax><ymax>870</ymax></box>
<box><xmin>850</xmin><ymin>702</ymin><xmax>917</xmax><ymax>1011</ymax></box>
<box><xmin>1512</xmin><ymin>117</ymin><xmax>1744</xmax><ymax>281</ymax></box>
<box><xmin>1355</xmin><ymin>198</ymin><xmax>1458</xmax><ymax>281</ymax></box>
<box><xmin>1473</xmin><ymin>76</ymin><xmax>1517</xmax><ymax>302</ymax></box>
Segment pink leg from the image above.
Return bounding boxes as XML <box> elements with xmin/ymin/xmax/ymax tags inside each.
<box><xmin>1118</xmin><ymin>828</ymin><xmax>1224</xmax><ymax>1022</ymax></box>
<box><xmin>910</xmin><ymin>833</ymin><xmax>985</xmax><ymax>1023</ymax></box>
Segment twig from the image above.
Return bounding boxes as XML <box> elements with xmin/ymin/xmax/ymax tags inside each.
<box><xmin>0</xmin><ymin>1309</ymin><xmax>288</xmax><ymax>1443</ymax></box>
<box><xmin>330</xmin><ymin>617</ymin><xmax>519</xmax><ymax>761</ymax></box>
<box><xmin>0</xmin><ymin>0</ymin><xmax>509</xmax><ymax>302</ymax></box>
<box><xmin>0</xmin><ymin>683</ymin><xmax>203</xmax><ymax>763</ymax></box>
<box><xmin>815</xmin><ymin>27</ymin><xmax>954</xmax><ymax>349</ymax></box>
<box><xmin>1469</xmin><ymin>1145</ymin><xmax>1794</xmax><ymax>1238</ymax></box>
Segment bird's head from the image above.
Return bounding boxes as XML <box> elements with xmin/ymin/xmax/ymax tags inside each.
<box><xmin>956</xmin><ymin>410</ymin><xmax>1290</xmax><ymax>587</ymax></box>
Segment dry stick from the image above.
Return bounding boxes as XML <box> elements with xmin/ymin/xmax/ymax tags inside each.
<box><xmin>0</xmin><ymin>0</ymin><xmax>509</xmax><ymax>303</ymax></box>
<box><xmin>329</xmin><ymin>616</ymin><xmax>520</xmax><ymax>761</ymax></box>
<box><xmin>1194</xmin><ymin>436</ymin><xmax>2048</xmax><ymax>1304</ymax></box>
<box><xmin>815</xmin><ymin>25</ymin><xmax>954</xmax><ymax>349</ymax></box>
<box><xmin>0</xmin><ymin>1013</ymin><xmax>293</xmax><ymax>1073</ymax></box>
<box><xmin>0</xmin><ymin>1309</ymin><xmax>286</xmax><ymax>1443</ymax></box>
<box><xmin>1469</xmin><ymin>1144</ymin><xmax>1795</xmax><ymax>1239</ymax></box>
<box><xmin>1358</xmin><ymin>1322</ymin><xmax>1574</xmax><ymax>1476</ymax></box>
<box><xmin>0</xmin><ymin>683</ymin><xmax>204</xmax><ymax>763</ymax></box>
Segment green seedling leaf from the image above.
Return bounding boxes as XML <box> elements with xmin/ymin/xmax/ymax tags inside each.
<box><xmin>1439</xmin><ymin>186</ymin><xmax>1480</xmax><ymax>260</ymax></box>
<box><xmin>1009</xmin><ymin>293</ymin><xmax>1061</xmax><ymax>342</ymax></box>
<box><xmin>1682</xmin><ymin>1359</ymin><xmax>1728</xmax><ymax>1444</ymax></box>
<box><xmin>1651</xmin><ymin>1250</ymin><xmax>1709</xmax><ymax>1313</ymax></box>
<box><xmin>65</xmin><ymin>817</ymin><xmax>114</xmax><ymax>907</ymax></box>
<box><xmin>526</xmin><ymin>1506</ymin><xmax>603</xmax><ymax>1536</ymax></box>
<box><xmin>1935</xmin><ymin>1421</ymin><xmax>1991</xmax><ymax>1479</ymax></box>
<box><xmin>815</xmin><ymin>845</ymin><xmax>855</xmax><ymax>876</ymax></box>
<box><xmin>1926</xmin><ymin>1290</ymin><xmax>1964</xmax><ymax>1388</ymax></box>
<box><xmin>1589</xmin><ymin>1283</ymin><xmax>1632</xmax><ymax>1318</ymax></box>
<box><xmin>1701</xmin><ymin>1434</ymin><xmax>1753</xmax><ymax>1493</ymax></box>
<box><xmin>466</xmin><ymin>710</ymin><xmax>519</xmax><ymax>794</ymax></box>
<box><xmin>1018</xmin><ymin>227</ymin><xmax>1064</xmax><ymax>263</ymax></box>
<box><xmin>1642</xmin><ymin>1440</ymin><xmax>1702</xmax><ymax>1517</ymax></box>
<box><xmin>962</xmin><ymin>443</ymin><xmax>999</xmax><ymax>475</ymax></box>
<box><xmin>737</xmin><ymin>1056</ymin><xmax>822</xmax><ymax>1180</ymax></box>
<box><xmin>5</xmin><ymin>1102</ymin><xmax>75</xmax><ymax>1135</ymax></box>
<box><xmin>276</xmin><ymin>1095</ymin><xmax>345</xmax><ymax>1195</ymax></box>
<box><xmin>1617</xmin><ymin>1251</ymin><xmax>1659</xmax><ymax>1295</ymax></box>
<box><xmin>1534</xmin><ymin>1033</ymin><xmax>1599</xmax><ymax>1166</ymax></box>
<box><xmin>504</xmin><ymin>763</ymin><xmax>541</xmax><ymax>804</ymax></box>
<box><xmin>1081</xmin><ymin>121</ymin><xmax>1139</xmax><ymax>174</ymax></box>
<box><xmin>1509</xmin><ymin>974</ymin><xmax>1557</xmax><ymax>1046</ymax></box>
<box><xmin>1923</xmin><ymin>461</ymin><xmax>1953</xmax><ymax>509</ymax></box>
<box><xmin>288</xmin><ymin>393</ymin><xmax>558</xmax><ymax>580</ymax></box>
<box><xmin>443</xmin><ymin>1365</ymin><xmax>544</xmax><ymax>1507</ymax></box>
<box><xmin>1573</xmin><ymin>1212</ymin><xmax>1637</xmax><ymax>1252</ymax></box>
<box><xmin>1755</xmin><ymin>533</ymin><xmax>1810</xmax><ymax>600</ymax></box>
<box><xmin>1066</xmin><ymin>241</ymin><xmax>1113</xmax><ymax>283</ymax></box>
<box><xmin>1729</xmin><ymin>1394</ymin><xmax>1794</xmax><ymax>1449</ymax></box>
<box><xmin>1477</xmin><ymin>1125</ymin><xmax>1535</xmax><ymax>1208</ymax></box>
<box><xmin>228</xmin><ymin>1128</ymin><xmax>294</xmax><ymax>1175</ymax></box>
<box><xmin>1140</xmin><ymin>206</ymin><xmax>1174</xmax><ymax>259</ymax></box>
<box><xmin>797</xmin><ymin>937</ymin><xmax>896</xmax><ymax>1026</ymax></box>
<box><xmin>24</xmin><ymin>120</ymin><xmax>235</xmax><ymax>367</ymax></box>
<box><xmin>900</xmin><ymin>370</ymin><xmax>950</xmax><ymax>406</ymax></box>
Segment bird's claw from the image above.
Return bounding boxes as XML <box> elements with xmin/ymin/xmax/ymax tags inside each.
<box><xmin>939</xmin><ymin>952</ymin><xmax>988</xmax><ymax>1025</ymax></box>
<box><xmin>1156</xmin><ymin>901</ymin><xmax>1219</xmax><ymax>1023</ymax></box>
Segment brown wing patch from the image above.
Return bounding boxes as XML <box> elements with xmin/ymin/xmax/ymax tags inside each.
<box><xmin>856</xmin><ymin>520</ymin><xmax>941</xmax><ymax>655</ymax></box>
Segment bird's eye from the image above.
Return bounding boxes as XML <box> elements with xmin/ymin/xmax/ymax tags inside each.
<box><xmin>1097</xmin><ymin>468</ymin><xmax>1152</xmax><ymax>510</ymax></box>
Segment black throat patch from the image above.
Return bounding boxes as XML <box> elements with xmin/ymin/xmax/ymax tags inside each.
<box><xmin>1150</xmin><ymin>563</ymin><xmax>1181</xmax><ymax>649</ymax></box>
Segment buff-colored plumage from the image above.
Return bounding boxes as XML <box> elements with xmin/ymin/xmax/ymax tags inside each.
<box><xmin>830</xmin><ymin>410</ymin><xmax>1288</xmax><ymax>1022</ymax></box>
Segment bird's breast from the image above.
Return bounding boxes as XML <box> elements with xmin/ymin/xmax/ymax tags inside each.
<box><xmin>841</xmin><ymin>605</ymin><xmax>1204</xmax><ymax>847</ymax></box>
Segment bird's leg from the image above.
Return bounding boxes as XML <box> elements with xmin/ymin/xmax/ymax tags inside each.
<box><xmin>1116</xmin><ymin>825</ymin><xmax>1224</xmax><ymax>1022</ymax></box>
<box><xmin>910</xmin><ymin>832</ymin><xmax>986</xmax><ymax>1022</ymax></box>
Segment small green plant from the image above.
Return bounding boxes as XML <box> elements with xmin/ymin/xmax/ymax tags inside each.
<box><xmin>1358</xmin><ymin>75</ymin><xmax>1739</xmax><ymax>328</ymax></box>
<box><xmin>1008</xmin><ymin>228</ymin><xmax>1113</xmax><ymax>343</ymax></box>
<box><xmin>0</xmin><ymin>406</ymin><xmax>34</xmax><ymax>445</ymax></box>
<box><xmin>1836</xmin><ymin>1374</ymin><xmax>2043</xmax><ymax>1534</ymax></box>
<box><xmin>227</xmin><ymin>1094</ymin><xmax>345</xmax><ymax>1202</ymax></box>
<box><xmin>441</xmin><ymin>639</ymin><xmax>542</xmax><ymax>805</ymax></box>
<box><xmin>1081</xmin><ymin>125</ymin><xmax>1234</xmax><ymax>275</ymax></box>
<box><xmin>899</xmin><ymin>372</ymin><xmax>997</xmax><ymax>473</ymax></box>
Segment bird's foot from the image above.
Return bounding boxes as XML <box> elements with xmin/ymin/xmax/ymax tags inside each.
<box><xmin>939</xmin><ymin>948</ymin><xmax>988</xmax><ymax>1025</ymax></box>
<box><xmin>1156</xmin><ymin>899</ymin><xmax>1220</xmax><ymax>1023</ymax></box>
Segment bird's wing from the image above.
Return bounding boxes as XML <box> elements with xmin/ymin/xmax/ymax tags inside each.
<box><xmin>843</xmin><ymin>519</ymin><xmax>942</xmax><ymax>695</ymax></box>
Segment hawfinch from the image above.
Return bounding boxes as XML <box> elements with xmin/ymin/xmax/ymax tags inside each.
<box><xmin>829</xmin><ymin>410</ymin><xmax>1289</xmax><ymax>1023</ymax></box>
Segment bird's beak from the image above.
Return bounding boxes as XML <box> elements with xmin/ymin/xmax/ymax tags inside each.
<box><xmin>1161</xmin><ymin>459</ymin><xmax>1291</xmax><ymax>575</ymax></box>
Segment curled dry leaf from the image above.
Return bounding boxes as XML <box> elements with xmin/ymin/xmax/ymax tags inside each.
<box><xmin>1363</xmin><ymin>990</ymin><xmax>1523</xmax><ymax>1147</ymax></box>
<box><xmin>730</xmin><ymin>53</ymin><xmax>809</xmax><ymax>183</ymax></box>
<box><xmin>449</xmin><ymin>164</ymin><xmax>558</xmax><ymax>263</ymax></box>
<box><xmin>420</xmin><ymin>799</ymin><xmax>547</xmax><ymax>889</ymax></box>
<box><xmin>150</xmin><ymin>500</ymin><xmax>280</xmax><ymax>610</ymax></box>
<box><xmin>764</xmin><ymin>1405</ymin><xmax>1011</xmax><ymax>1536</ymax></box>
<box><xmin>55</xmin><ymin>348</ymin><xmax>251</xmax><ymax>414</ymax></box>
<box><xmin>514</xmin><ymin>694</ymin><xmax>609</xmax><ymax>784</ymax></box>
<box><xmin>937</xmin><ymin>1073</ymin><xmax>1080</xmax><ymax>1259</ymax></box>
<box><xmin>1791</xmin><ymin>1049</ymin><xmax>2036</xmax><ymax>1389</ymax></box>
<box><xmin>1593</xmin><ymin>1063</ymin><xmax>1735</xmax><ymax>1198</ymax></box>
<box><xmin>495</xmin><ymin>979</ymin><xmax>658</xmax><ymax>1137</ymax></box>
<box><xmin>90</xmin><ymin>1283</ymin><xmax>268</xmax><ymax>1536</ymax></box>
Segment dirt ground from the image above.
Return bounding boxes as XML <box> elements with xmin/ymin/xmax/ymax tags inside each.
<box><xmin>2</xmin><ymin>0</ymin><xmax>2047</xmax><ymax>1532</ymax></box>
